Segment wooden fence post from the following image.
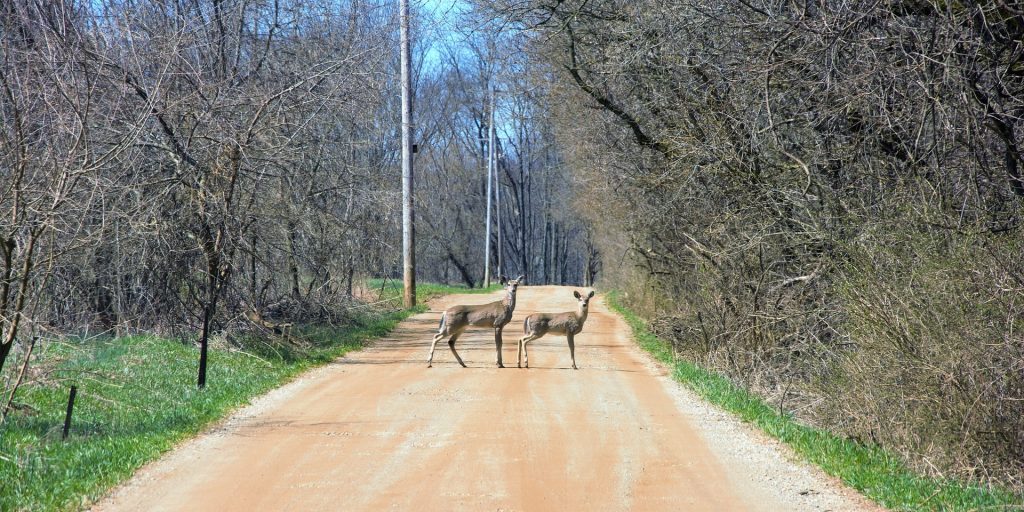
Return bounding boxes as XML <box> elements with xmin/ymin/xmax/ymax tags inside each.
<box><xmin>62</xmin><ymin>385</ymin><xmax>77</xmax><ymax>440</ymax></box>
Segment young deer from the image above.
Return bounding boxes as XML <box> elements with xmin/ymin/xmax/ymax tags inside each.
<box><xmin>518</xmin><ymin>290</ymin><xmax>595</xmax><ymax>370</ymax></box>
<box><xmin>427</xmin><ymin>275</ymin><xmax>524</xmax><ymax>368</ymax></box>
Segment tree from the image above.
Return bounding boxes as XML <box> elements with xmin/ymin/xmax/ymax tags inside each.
<box><xmin>472</xmin><ymin>0</ymin><xmax>1024</xmax><ymax>489</ymax></box>
<box><xmin>0</xmin><ymin>1</ymin><xmax>137</xmax><ymax>377</ymax></box>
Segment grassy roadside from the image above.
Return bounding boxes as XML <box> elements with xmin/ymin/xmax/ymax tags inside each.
<box><xmin>0</xmin><ymin>282</ymin><xmax>486</xmax><ymax>511</ymax></box>
<box><xmin>368</xmin><ymin>278</ymin><xmax>500</xmax><ymax>304</ymax></box>
<box><xmin>605</xmin><ymin>291</ymin><xmax>1022</xmax><ymax>512</ymax></box>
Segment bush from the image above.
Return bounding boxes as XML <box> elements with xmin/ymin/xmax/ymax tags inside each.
<box><xmin>825</xmin><ymin>230</ymin><xmax>1024</xmax><ymax>488</ymax></box>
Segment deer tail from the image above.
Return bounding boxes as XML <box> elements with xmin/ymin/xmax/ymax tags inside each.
<box><xmin>523</xmin><ymin>316</ymin><xmax>529</xmax><ymax>334</ymax></box>
<box><xmin>438</xmin><ymin>312</ymin><xmax>446</xmax><ymax>331</ymax></box>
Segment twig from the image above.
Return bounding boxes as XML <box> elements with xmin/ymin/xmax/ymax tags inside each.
<box><xmin>228</xmin><ymin>347</ymin><xmax>274</xmax><ymax>367</ymax></box>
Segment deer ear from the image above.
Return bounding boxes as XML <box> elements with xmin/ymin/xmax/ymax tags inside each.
<box><xmin>573</xmin><ymin>290</ymin><xmax>582</xmax><ymax>299</ymax></box>
<box><xmin>516</xmin><ymin>274</ymin><xmax>524</xmax><ymax>282</ymax></box>
<box><xmin>588</xmin><ymin>290</ymin><xmax>595</xmax><ymax>298</ymax></box>
<box><xmin>499</xmin><ymin>275</ymin><xmax>507</xmax><ymax>284</ymax></box>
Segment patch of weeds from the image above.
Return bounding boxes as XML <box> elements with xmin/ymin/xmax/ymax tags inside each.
<box><xmin>606</xmin><ymin>291</ymin><xmax>1023</xmax><ymax>511</ymax></box>
<box><xmin>0</xmin><ymin>282</ymin><xmax>477</xmax><ymax>511</ymax></box>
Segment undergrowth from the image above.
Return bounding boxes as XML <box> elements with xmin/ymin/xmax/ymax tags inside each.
<box><xmin>606</xmin><ymin>291</ymin><xmax>1023</xmax><ymax>512</ymax></box>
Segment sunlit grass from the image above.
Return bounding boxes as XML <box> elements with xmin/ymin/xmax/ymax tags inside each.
<box><xmin>0</xmin><ymin>280</ymin><xmax>487</xmax><ymax>511</ymax></box>
<box><xmin>606</xmin><ymin>291</ymin><xmax>1022</xmax><ymax>512</ymax></box>
<box><xmin>367</xmin><ymin>278</ymin><xmax>501</xmax><ymax>305</ymax></box>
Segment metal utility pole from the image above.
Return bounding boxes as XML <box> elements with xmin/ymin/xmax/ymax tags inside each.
<box><xmin>400</xmin><ymin>0</ymin><xmax>416</xmax><ymax>307</ymax></box>
<box><xmin>483</xmin><ymin>84</ymin><xmax>496</xmax><ymax>287</ymax></box>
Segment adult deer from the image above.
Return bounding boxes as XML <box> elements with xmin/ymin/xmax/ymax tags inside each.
<box><xmin>518</xmin><ymin>290</ymin><xmax>595</xmax><ymax>370</ymax></box>
<box><xmin>427</xmin><ymin>275</ymin><xmax>524</xmax><ymax>368</ymax></box>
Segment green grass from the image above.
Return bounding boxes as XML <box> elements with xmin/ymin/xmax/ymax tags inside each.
<box><xmin>368</xmin><ymin>278</ymin><xmax>501</xmax><ymax>304</ymax></box>
<box><xmin>0</xmin><ymin>281</ymin><xmax>485</xmax><ymax>511</ymax></box>
<box><xmin>605</xmin><ymin>291</ymin><xmax>1023</xmax><ymax>512</ymax></box>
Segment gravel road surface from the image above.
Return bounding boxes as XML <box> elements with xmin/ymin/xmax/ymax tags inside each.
<box><xmin>93</xmin><ymin>286</ymin><xmax>881</xmax><ymax>511</ymax></box>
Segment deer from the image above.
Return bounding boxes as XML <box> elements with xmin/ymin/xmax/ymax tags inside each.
<box><xmin>517</xmin><ymin>290</ymin><xmax>595</xmax><ymax>370</ymax></box>
<box><xmin>427</xmin><ymin>275</ymin><xmax>524</xmax><ymax>368</ymax></box>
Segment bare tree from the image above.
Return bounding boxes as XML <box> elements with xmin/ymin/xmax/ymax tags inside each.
<box><xmin>0</xmin><ymin>1</ymin><xmax>138</xmax><ymax>377</ymax></box>
<box><xmin>473</xmin><ymin>0</ymin><xmax>1024</xmax><ymax>490</ymax></box>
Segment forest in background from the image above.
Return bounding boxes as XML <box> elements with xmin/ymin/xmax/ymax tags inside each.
<box><xmin>475</xmin><ymin>0</ymin><xmax>1024</xmax><ymax>492</ymax></box>
<box><xmin>0</xmin><ymin>0</ymin><xmax>591</xmax><ymax>391</ymax></box>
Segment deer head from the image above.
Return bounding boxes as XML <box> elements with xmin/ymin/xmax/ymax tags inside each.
<box><xmin>500</xmin><ymin>275</ymin><xmax>525</xmax><ymax>297</ymax></box>
<box><xmin>573</xmin><ymin>289</ymin><xmax>595</xmax><ymax>312</ymax></box>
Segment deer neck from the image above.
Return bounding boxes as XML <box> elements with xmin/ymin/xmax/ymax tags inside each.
<box><xmin>577</xmin><ymin>303</ymin><xmax>589</xmax><ymax>324</ymax></box>
<box><xmin>503</xmin><ymin>290</ymin><xmax>516</xmax><ymax>312</ymax></box>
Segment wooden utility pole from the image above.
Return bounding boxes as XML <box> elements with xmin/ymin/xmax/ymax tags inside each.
<box><xmin>483</xmin><ymin>83</ymin><xmax>495</xmax><ymax>287</ymax></box>
<box><xmin>492</xmin><ymin>86</ymin><xmax>503</xmax><ymax>281</ymax></box>
<box><xmin>400</xmin><ymin>0</ymin><xmax>416</xmax><ymax>307</ymax></box>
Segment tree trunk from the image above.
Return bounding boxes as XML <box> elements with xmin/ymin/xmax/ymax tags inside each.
<box><xmin>249</xmin><ymin>234</ymin><xmax>258</xmax><ymax>302</ymax></box>
<box><xmin>287</xmin><ymin>221</ymin><xmax>301</xmax><ymax>299</ymax></box>
<box><xmin>346</xmin><ymin>256</ymin><xmax>355</xmax><ymax>297</ymax></box>
<box><xmin>0</xmin><ymin>341</ymin><xmax>12</xmax><ymax>378</ymax></box>
<box><xmin>551</xmin><ymin>224</ymin><xmax>560</xmax><ymax>285</ymax></box>
<box><xmin>445</xmin><ymin>248</ymin><xmax>477</xmax><ymax>288</ymax></box>
<box><xmin>197</xmin><ymin>251</ymin><xmax>218</xmax><ymax>389</ymax></box>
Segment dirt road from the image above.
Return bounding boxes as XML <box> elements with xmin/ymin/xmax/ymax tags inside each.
<box><xmin>94</xmin><ymin>286</ymin><xmax>878</xmax><ymax>511</ymax></box>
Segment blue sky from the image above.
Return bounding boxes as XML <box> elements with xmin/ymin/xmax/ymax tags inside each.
<box><xmin>417</xmin><ymin>0</ymin><xmax>470</xmax><ymax>72</ymax></box>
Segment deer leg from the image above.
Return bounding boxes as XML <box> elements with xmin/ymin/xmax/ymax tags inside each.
<box><xmin>568</xmin><ymin>334</ymin><xmax>578</xmax><ymax>370</ymax></box>
<box><xmin>427</xmin><ymin>330</ymin><xmax>446</xmax><ymax>368</ymax></box>
<box><xmin>517</xmin><ymin>334</ymin><xmax>526</xmax><ymax>368</ymax></box>
<box><xmin>519</xmin><ymin>334</ymin><xmax>540</xmax><ymax>368</ymax></box>
<box><xmin>448</xmin><ymin>332</ymin><xmax>467</xmax><ymax>368</ymax></box>
<box><xmin>494</xmin><ymin>327</ymin><xmax>505</xmax><ymax>368</ymax></box>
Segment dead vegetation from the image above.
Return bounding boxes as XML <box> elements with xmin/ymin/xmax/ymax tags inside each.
<box><xmin>477</xmin><ymin>0</ymin><xmax>1024</xmax><ymax>492</ymax></box>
